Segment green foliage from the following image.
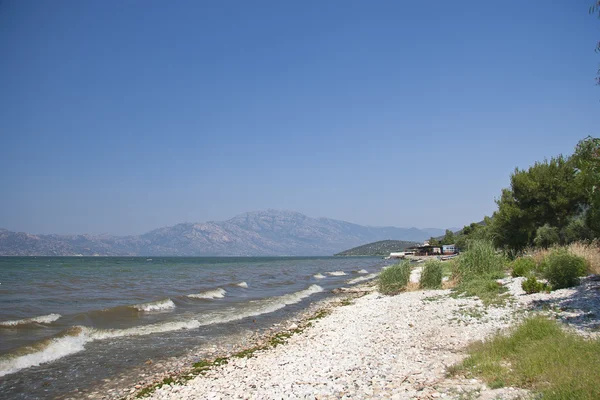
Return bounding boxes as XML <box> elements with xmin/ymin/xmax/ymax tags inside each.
<box><xmin>453</xmin><ymin>277</ymin><xmax>509</xmax><ymax>306</ymax></box>
<box><xmin>511</xmin><ymin>257</ymin><xmax>536</xmax><ymax>277</ymax></box>
<box><xmin>378</xmin><ymin>261</ymin><xmax>411</xmax><ymax>295</ymax></box>
<box><xmin>428</xmin><ymin>236</ymin><xmax>441</xmax><ymax>247</ymax></box>
<box><xmin>420</xmin><ymin>259</ymin><xmax>443</xmax><ymax>289</ymax></box>
<box><xmin>490</xmin><ymin>138</ymin><xmax>600</xmax><ymax>253</ymax></box>
<box><xmin>453</xmin><ymin>240</ymin><xmax>506</xmax><ymax>281</ymax></box>
<box><xmin>441</xmin><ymin>229</ymin><xmax>455</xmax><ymax>245</ymax></box>
<box><xmin>491</xmin><ymin>155</ymin><xmax>586</xmax><ymax>252</ymax></box>
<box><xmin>450</xmin><ymin>316</ymin><xmax>600</xmax><ymax>400</ymax></box>
<box><xmin>542</xmin><ymin>248</ymin><xmax>587</xmax><ymax>289</ymax></box>
<box><xmin>450</xmin><ymin>240</ymin><xmax>508</xmax><ymax>306</ymax></box>
<box><xmin>334</xmin><ymin>240</ymin><xmax>419</xmax><ymax>256</ymax></box>
<box><xmin>521</xmin><ymin>276</ymin><xmax>549</xmax><ymax>294</ymax></box>
<box><xmin>533</xmin><ymin>224</ymin><xmax>560</xmax><ymax>248</ymax></box>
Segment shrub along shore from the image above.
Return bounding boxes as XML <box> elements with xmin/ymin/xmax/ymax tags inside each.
<box><xmin>106</xmin><ymin>239</ymin><xmax>600</xmax><ymax>400</ymax></box>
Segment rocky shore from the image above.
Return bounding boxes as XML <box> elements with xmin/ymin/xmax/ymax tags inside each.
<box><xmin>111</xmin><ymin>273</ymin><xmax>599</xmax><ymax>400</ymax></box>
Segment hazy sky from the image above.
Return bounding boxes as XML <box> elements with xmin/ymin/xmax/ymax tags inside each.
<box><xmin>1</xmin><ymin>1</ymin><xmax>598</xmax><ymax>235</ymax></box>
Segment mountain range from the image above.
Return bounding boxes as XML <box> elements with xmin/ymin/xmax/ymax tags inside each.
<box><xmin>0</xmin><ymin>210</ymin><xmax>450</xmax><ymax>256</ymax></box>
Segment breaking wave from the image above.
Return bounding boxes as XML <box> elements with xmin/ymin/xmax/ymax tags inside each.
<box><xmin>347</xmin><ymin>273</ymin><xmax>379</xmax><ymax>285</ymax></box>
<box><xmin>313</xmin><ymin>273</ymin><xmax>326</xmax><ymax>279</ymax></box>
<box><xmin>0</xmin><ymin>285</ymin><xmax>323</xmax><ymax>378</ymax></box>
<box><xmin>355</xmin><ymin>269</ymin><xmax>368</xmax><ymax>274</ymax></box>
<box><xmin>326</xmin><ymin>271</ymin><xmax>347</xmax><ymax>276</ymax></box>
<box><xmin>132</xmin><ymin>299</ymin><xmax>176</xmax><ymax>312</ymax></box>
<box><xmin>0</xmin><ymin>314</ymin><xmax>62</xmax><ymax>327</ymax></box>
<box><xmin>236</xmin><ymin>282</ymin><xmax>248</xmax><ymax>288</ymax></box>
<box><xmin>187</xmin><ymin>288</ymin><xmax>226</xmax><ymax>300</ymax></box>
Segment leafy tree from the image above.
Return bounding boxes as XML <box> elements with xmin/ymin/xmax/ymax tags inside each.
<box><xmin>491</xmin><ymin>155</ymin><xmax>587</xmax><ymax>251</ymax></box>
<box><xmin>572</xmin><ymin>136</ymin><xmax>600</xmax><ymax>236</ymax></box>
<box><xmin>533</xmin><ymin>224</ymin><xmax>560</xmax><ymax>248</ymax></box>
<box><xmin>441</xmin><ymin>229</ymin><xmax>455</xmax><ymax>245</ymax></box>
<box><xmin>428</xmin><ymin>237</ymin><xmax>441</xmax><ymax>247</ymax></box>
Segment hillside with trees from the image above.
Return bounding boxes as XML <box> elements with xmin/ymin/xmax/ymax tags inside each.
<box><xmin>334</xmin><ymin>240</ymin><xmax>419</xmax><ymax>256</ymax></box>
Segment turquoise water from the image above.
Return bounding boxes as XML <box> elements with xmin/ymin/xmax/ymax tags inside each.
<box><xmin>0</xmin><ymin>256</ymin><xmax>387</xmax><ymax>399</ymax></box>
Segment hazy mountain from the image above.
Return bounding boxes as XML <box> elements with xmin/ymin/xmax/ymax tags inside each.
<box><xmin>0</xmin><ymin>210</ymin><xmax>447</xmax><ymax>256</ymax></box>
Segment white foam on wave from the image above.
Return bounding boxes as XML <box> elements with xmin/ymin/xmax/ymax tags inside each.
<box><xmin>356</xmin><ymin>269</ymin><xmax>368</xmax><ymax>274</ymax></box>
<box><xmin>326</xmin><ymin>271</ymin><xmax>347</xmax><ymax>276</ymax></box>
<box><xmin>236</xmin><ymin>282</ymin><xmax>248</xmax><ymax>288</ymax></box>
<box><xmin>347</xmin><ymin>273</ymin><xmax>379</xmax><ymax>285</ymax></box>
<box><xmin>313</xmin><ymin>273</ymin><xmax>326</xmax><ymax>279</ymax></box>
<box><xmin>202</xmin><ymin>284</ymin><xmax>324</xmax><ymax>326</ymax></box>
<box><xmin>0</xmin><ymin>285</ymin><xmax>323</xmax><ymax>378</ymax></box>
<box><xmin>187</xmin><ymin>288</ymin><xmax>226</xmax><ymax>300</ymax></box>
<box><xmin>132</xmin><ymin>299</ymin><xmax>176</xmax><ymax>312</ymax></box>
<box><xmin>0</xmin><ymin>328</ymin><xmax>88</xmax><ymax>377</ymax></box>
<box><xmin>0</xmin><ymin>319</ymin><xmax>202</xmax><ymax>377</ymax></box>
<box><xmin>0</xmin><ymin>313</ymin><xmax>62</xmax><ymax>327</ymax></box>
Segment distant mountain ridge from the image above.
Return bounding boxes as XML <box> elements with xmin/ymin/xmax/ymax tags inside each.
<box><xmin>0</xmin><ymin>210</ymin><xmax>448</xmax><ymax>256</ymax></box>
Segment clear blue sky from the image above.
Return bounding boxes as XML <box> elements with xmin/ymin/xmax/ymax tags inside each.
<box><xmin>1</xmin><ymin>0</ymin><xmax>598</xmax><ymax>235</ymax></box>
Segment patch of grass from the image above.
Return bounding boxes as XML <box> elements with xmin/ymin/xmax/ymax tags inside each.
<box><xmin>511</xmin><ymin>257</ymin><xmax>536</xmax><ymax>277</ymax></box>
<box><xmin>450</xmin><ymin>240</ymin><xmax>508</xmax><ymax>306</ymax></box>
<box><xmin>378</xmin><ymin>261</ymin><xmax>411</xmax><ymax>295</ymax></box>
<box><xmin>452</xmin><ymin>275</ymin><xmax>509</xmax><ymax>306</ymax></box>
<box><xmin>450</xmin><ymin>316</ymin><xmax>600</xmax><ymax>400</ymax></box>
<box><xmin>453</xmin><ymin>240</ymin><xmax>506</xmax><ymax>281</ymax></box>
<box><xmin>420</xmin><ymin>259</ymin><xmax>443</xmax><ymax>289</ymax></box>
<box><xmin>136</xmin><ymin>376</ymin><xmax>176</xmax><ymax>398</ymax></box>
<box><xmin>339</xmin><ymin>298</ymin><xmax>353</xmax><ymax>306</ymax></box>
<box><xmin>542</xmin><ymin>248</ymin><xmax>587</xmax><ymax>289</ymax></box>
<box><xmin>308</xmin><ymin>309</ymin><xmax>329</xmax><ymax>321</ymax></box>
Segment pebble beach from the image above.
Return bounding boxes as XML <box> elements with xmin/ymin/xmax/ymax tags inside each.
<box><xmin>119</xmin><ymin>270</ymin><xmax>599</xmax><ymax>400</ymax></box>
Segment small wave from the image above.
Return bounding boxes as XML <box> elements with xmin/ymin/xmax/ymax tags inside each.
<box><xmin>355</xmin><ymin>269</ymin><xmax>368</xmax><ymax>274</ymax></box>
<box><xmin>0</xmin><ymin>314</ymin><xmax>62</xmax><ymax>327</ymax></box>
<box><xmin>188</xmin><ymin>288</ymin><xmax>226</xmax><ymax>300</ymax></box>
<box><xmin>313</xmin><ymin>273</ymin><xmax>326</xmax><ymax>279</ymax></box>
<box><xmin>236</xmin><ymin>282</ymin><xmax>248</xmax><ymax>288</ymax></box>
<box><xmin>347</xmin><ymin>273</ymin><xmax>379</xmax><ymax>285</ymax></box>
<box><xmin>326</xmin><ymin>271</ymin><xmax>347</xmax><ymax>276</ymax></box>
<box><xmin>0</xmin><ymin>328</ymin><xmax>88</xmax><ymax>377</ymax></box>
<box><xmin>0</xmin><ymin>319</ymin><xmax>201</xmax><ymax>377</ymax></box>
<box><xmin>132</xmin><ymin>299</ymin><xmax>176</xmax><ymax>312</ymax></box>
<box><xmin>0</xmin><ymin>285</ymin><xmax>324</xmax><ymax>377</ymax></box>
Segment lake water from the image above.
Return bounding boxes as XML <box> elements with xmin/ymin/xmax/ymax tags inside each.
<box><xmin>0</xmin><ymin>256</ymin><xmax>389</xmax><ymax>399</ymax></box>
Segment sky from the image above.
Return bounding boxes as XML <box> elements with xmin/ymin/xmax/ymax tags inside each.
<box><xmin>0</xmin><ymin>1</ymin><xmax>598</xmax><ymax>236</ymax></box>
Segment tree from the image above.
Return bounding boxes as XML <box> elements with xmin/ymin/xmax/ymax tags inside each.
<box><xmin>490</xmin><ymin>154</ymin><xmax>587</xmax><ymax>251</ymax></box>
<box><xmin>573</xmin><ymin>136</ymin><xmax>600</xmax><ymax>235</ymax></box>
<box><xmin>441</xmin><ymin>229</ymin><xmax>455</xmax><ymax>245</ymax></box>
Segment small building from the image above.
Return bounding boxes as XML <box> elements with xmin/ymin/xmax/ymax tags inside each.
<box><xmin>442</xmin><ymin>244</ymin><xmax>457</xmax><ymax>255</ymax></box>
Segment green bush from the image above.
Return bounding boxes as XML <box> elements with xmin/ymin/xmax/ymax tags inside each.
<box><xmin>379</xmin><ymin>261</ymin><xmax>411</xmax><ymax>295</ymax></box>
<box><xmin>511</xmin><ymin>257</ymin><xmax>536</xmax><ymax>277</ymax></box>
<box><xmin>454</xmin><ymin>239</ymin><xmax>506</xmax><ymax>281</ymax></box>
<box><xmin>521</xmin><ymin>276</ymin><xmax>549</xmax><ymax>294</ymax></box>
<box><xmin>543</xmin><ymin>249</ymin><xmax>587</xmax><ymax>289</ymax></box>
<box><xmin>420</xmin><ymin>260</ymin><xmax>443</xmax><ymax>289</ymax></box>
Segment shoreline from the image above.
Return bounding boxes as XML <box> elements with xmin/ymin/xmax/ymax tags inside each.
<box><xmin>105</xmin><ymin>272</ymin><xmax>600</xmax><ymax>400</ymax></box>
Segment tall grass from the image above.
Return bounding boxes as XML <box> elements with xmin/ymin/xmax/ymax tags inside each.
<box><xmin>420</xmin><ymin>259</ymin><xmax>443</xmax><ymax>289</ymax></box>
<box><xmin>568</xmin><ymin>240</ymin><xmax>600</xmax><ymax>274</ymax></box>
<box><xmin>378</xmin><ymin>261</ymin><xmax>411</xmax><ymax>295</ymax></box>
<box><xmin>529</xmin><ymin>240</ymin><xmax>600</xmax><ymax>275</ymax></box>
<box><xmin>452</xmin><ymin>239</ymin><xmax>506</xmax><ymax>281</ymax></box>
<box><xmin>450</xmin><ymin>316</ymin><xmax>600</xmax><ymax>400</ymax></box>
<box><xmin>451</xmin><ymin>240</ymin><xmax>508</xmax><ymax>306</ymax></box>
